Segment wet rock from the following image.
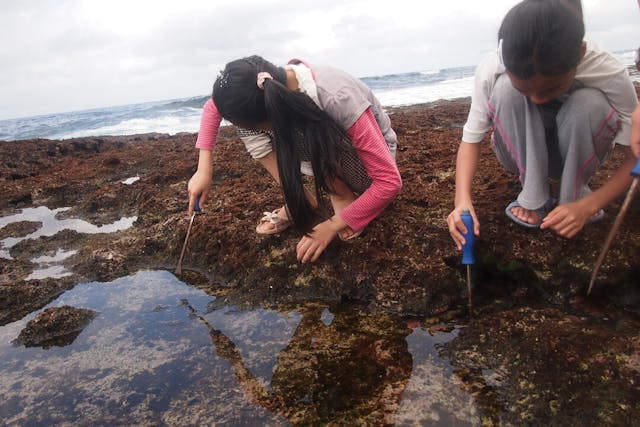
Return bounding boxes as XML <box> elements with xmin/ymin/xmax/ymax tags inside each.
<box><xmin>440</xmin><ymin>307</ymin><xmax>640</xmax><ymax>426</ymax></box>
<box><xmin>74</xmin><ymin>247</ymin><xmax>129</xmax><ymax>282</ymax></box>
<box><xmin>13</xmin><ymin>305</ymin><xmax>98</xmax><ymax>349</ymax></box>
<box><xmin>0</xmin><ymin>220</ymin><xmax>41</xmax><ymax>239</ymax></box>
<box><xmin>0</xmin><ymin>277</ymin><xmax>76</xmax><ymax>326</ymax></box>
<box><xmin>0</xmin><ymin>91</ymin><xmax>639</xmax><ymax>332</ymax></box>
<box><xmin>0</xmin><ymin>86</ymin><xmax>639</xmax><ymax>423</ymax></box>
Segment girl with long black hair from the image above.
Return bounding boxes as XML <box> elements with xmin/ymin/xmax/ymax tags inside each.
<box><xmin>188</xmin><ymin>56</ymin><xmax>401</xmax><ymax>263</ymax></box>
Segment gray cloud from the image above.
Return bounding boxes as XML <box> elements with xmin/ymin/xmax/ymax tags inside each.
<box><xmin>0</xmin><ymin>0</ymin><xmax>636</xmax><ymax>119</ymax></box>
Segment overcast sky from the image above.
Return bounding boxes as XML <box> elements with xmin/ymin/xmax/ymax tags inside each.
<box><xmin>0</xmin><ymin>0</ymin><xmax>637</xmax><ymax>119</ymax></box>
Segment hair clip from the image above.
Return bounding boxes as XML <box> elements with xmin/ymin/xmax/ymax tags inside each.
<box><xmin>498</xmin><ymin>38</ymin><xmax>505</xmax><ymax>66</ymax></box>
<box><xmin>257</xmin><ymin>72</ymin><xmax>273</xmax><ymax>89</ymax></box>
<box><xmin>218</xmin><ymin>71</ymin><xmax>230</xmax><ymax>88</ymax></box>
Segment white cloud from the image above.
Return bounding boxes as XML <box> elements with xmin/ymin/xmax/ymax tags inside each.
<box><xmin>0</xmin><ymin>0</ymin><xmax>637</xmax><ymax>119</ymax></box>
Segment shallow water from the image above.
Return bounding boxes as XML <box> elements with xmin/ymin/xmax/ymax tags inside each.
<box><xmin>0</xmin><ymin>207</ymin><xmax>137</xmax><ymax>248</ymax></box>
<box><xmin>0</xmin><ymin>270</ymin><xmax>480</xmax><ymax>425</ymax></box>
<box><xmin>0</xmin><ymin>206</ymin><xmax>137</xmax><ymax>278</ymax></box>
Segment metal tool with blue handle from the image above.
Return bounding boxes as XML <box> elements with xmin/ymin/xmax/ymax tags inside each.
<box><xmin>587</xmin><ymin>158</ymin><xmax>640</xmax><ymax>294</ymax></box>
<box><xmin>175</xmin><ymin>195</ymin><xmax>201</xmax><ymax>275</ymax></box>
<box><xmin>461</xmin><ymin>209</ymin><xmax>475</xmax><ymax>315</ymax></box>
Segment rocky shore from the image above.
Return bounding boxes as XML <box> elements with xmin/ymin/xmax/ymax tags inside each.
<box><xmin>1</xmin><ymin>94</ymin><xmax>640</xmax><ymax>423</ymax></box>
<box><xmin>2</xmin><ymin>97</ymin><xmax>639</xmax><ymax>319</ymax></box>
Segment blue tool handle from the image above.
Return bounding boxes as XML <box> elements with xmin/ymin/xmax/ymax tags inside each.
<box><xmin>461</xmin><ymin>210</ymin><xmax>475</xmax><ymax>265</ymax></box>
<box><xmin>194</xmin><ymin>195</ymin><xmax>201</xmax><ymax>213</ymax></box>
<box><xmin>632</xmin><ymin>157</ymin><xmax>640</xmax><ymax>177</ymax></box>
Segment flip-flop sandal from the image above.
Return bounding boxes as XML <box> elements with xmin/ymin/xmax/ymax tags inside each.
<box><xmin>505</xmin><ymin>198</ymin><xmax>556</xmax><ymax>229</ymax></box>
<box><xmin>256</xmin><ymin>208</ymin><xmax>292</xmax><ymax>235</ymax></box>
<box><xmin>587</xmin><ymin>209</ymin><xmax>605</xmax><ymax>224</ymax></box>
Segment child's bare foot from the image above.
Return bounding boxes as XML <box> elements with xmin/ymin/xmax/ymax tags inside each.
<box><xmin>509</xmin><ymin>205</ymin><xmax>543</xmax><ymax>225</ymax></box>
<box><xmin>338</xmin><ymin>226</ymin><xmax>363</xmax><ymax>241</ymax></box>
<box><xmin>505</xmin><ymin>199</ymin><xmax>556</xmax><ymax>228</ymax></box>
<box><xmin>256</xmin><ymin>206</ymin><xmax>292</xmax><ymax>234</ymax></box>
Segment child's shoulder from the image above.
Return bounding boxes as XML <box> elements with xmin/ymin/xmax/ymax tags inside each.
<box><xmin>578</xmin><ymin>42</ymin><xmax>626</xmax><ymax>76</ymax></box>
<box><xmin>580</xmin><ymin>42</ymin><xmax>623</xmax><ymax>67</ymax></box>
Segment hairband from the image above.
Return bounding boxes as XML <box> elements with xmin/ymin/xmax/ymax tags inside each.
<box><xmin>257</xmin><ymin>72</ymin><xmax>273</xmax><ymax>89</ymax></box>
<box><xmin>498</xmin><ymin>38</ymin><xmax>505</xmax><ymax>66</ymax></box>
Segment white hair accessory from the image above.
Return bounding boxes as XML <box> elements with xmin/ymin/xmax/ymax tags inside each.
<box><xmin>256</xmin><ymin>72</ymin><xmax>273</xmax><ymax>89</ymax></box>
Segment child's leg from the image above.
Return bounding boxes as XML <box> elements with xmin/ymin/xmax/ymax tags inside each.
<box><xmin>554</xmin><ymin>88</ymin><xmax>620</xmax><ymax>204</ymax></box>
<box><xmin>328</xmin><ymin>178</ymin><xmax>356</xmax><ymax>215</ymax></box>
<box><xmin>327</xmin><ymin>177</ymin><xmax>358</xmax><ymax>239</ymax></box>
<box><xmin>256</xmin><ymin>152</ymin><xmax>317</xmax><ymax>232</ymax></box>
<box><xmin>489</xmin><ymin>74</ymin><xmax>551</xmax><ymax>215</ymax></box>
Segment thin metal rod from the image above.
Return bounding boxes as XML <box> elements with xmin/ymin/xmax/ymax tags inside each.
<box><xmin>175</xmin><ymin>212</ymin><xmax>196</xmax><ymax>275</ymax></box>
<box><xmin>466</xmin><ymin>265</ymin><xmax>473</xmax><ymax>316</ymax></box>
<box><xmin>587</xmin><ymin>177</ymin><xmax>639</xmax><ymax>295</ymax></box>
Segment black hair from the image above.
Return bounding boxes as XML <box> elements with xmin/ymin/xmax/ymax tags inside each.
<box><xmin>498</xmin><ymin>0</ymin><xmax>585</xmax><ymax>79</ymax></box>
<box><xmin>212</xmin><ymin>56</ymin><xmax>287</xmax><ymax>126</ymax></box>
<box><xmin>212</xmin><ymin>55</ymin><xmax>355</xmax><ymax>233</ymax></box>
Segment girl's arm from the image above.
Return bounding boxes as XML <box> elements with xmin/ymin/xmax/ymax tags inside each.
<box><xmin>631</xmin><ymin>105</ymin><xmax>640</xmax><ymax>159</ymax></box>
<box><xmin>195</xmin><ymin>98</ymin><xmax>222</xmax><ymax>151</ymax></box>
<box><xmin>541</xmin><ymin>145</ymin><xmax>636</xmax><ymax>237</ymax></box>
<box><xmin>447</xmin><ymin>141</ymin><xmax>482</xmax><ymax>250</ymax></box>
<box><xmin>187</xmin><ymin>99</ymin><xmax>222</xmax><ymax>213</ymax></box>
<box><xmin>338</xmin><ymin>108</ymin><xmax>402</xmax><ymax>230</ymax></box>
<box><xmin>296</xmin><ymin>108</ymin><xmax>401</xmax><ymax>263</ymax></box>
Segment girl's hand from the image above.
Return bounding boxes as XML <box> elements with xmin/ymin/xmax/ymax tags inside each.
<box><xmin>631</xmin><ymin>105</ymin><xmax>640</xmax><ymax>158</ymax></box>
<box><xmin>296</xmin><ymin>219</ymin><xmax>341</xmax><ymax>263</ymax></box>
<box><xmin>540</xmin><ymin>201</ymin><xmax>592</xmax><ymax>238</ymax></box>
<box><xmin>187</xmin><ymin>169</ymin><xmax>211</xmax><ymax>215</ymax></box>
<box><xmin>446</xmin><ymin>205</ymin><xmax>480</xmax><ymax>251</ymax></box>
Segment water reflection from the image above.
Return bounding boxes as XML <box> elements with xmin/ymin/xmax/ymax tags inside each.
<box><xmin>0</xmin><ymin>270</ymin><xmax>476</xmax><ymax>425</ymax></box>
<box><xmin>0</xmin><ymin>206</ymin><xmax>137</xmax><ymax>279</ymax></box>
<box><xmin>0</xmin><ymin>206</ymin><xmax>137</xmax><ymax>256</ymax></box>
<box><xmin>26</xmin><ymin>248</ymin><xmax>78</xmax><ymax>280</ymax></box>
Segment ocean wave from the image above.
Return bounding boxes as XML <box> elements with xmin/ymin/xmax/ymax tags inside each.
<box><xmin>59</xmin><ymin>114</ymin><xmax>203</xmax><ymax>139</ymax></box>
<box><xmin>1</xmin><ymin>50</ymin><xmax>635</xmax><ymax>141</ymax></box>
<box><xmin>375</xmin><ymin>76</ymin><xmax>474</xmax><ymax>107</ymax></box>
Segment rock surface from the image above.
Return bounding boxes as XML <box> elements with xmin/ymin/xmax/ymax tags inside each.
<box><xmin>1</xmin><ymin>94</ymin><xmax>639</xmax><ymax>423</ymax></box>
<box><xmin>2</xmin><ymin>98</ymin><xmax>638</xmax><ymax>320</ymax></box>
<box><xmin>14</xmin><ymin>305</ymin><xmax>98</xmax><ymax>349</ymax></box>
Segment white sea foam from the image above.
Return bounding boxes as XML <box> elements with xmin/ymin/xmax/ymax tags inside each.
<box><xmin>60</xmin><ymin>114</ymin><xmax>203</xmax><ymax>139</ymax></box>
<box><xmin>2</xmin><ymin>49</ymin><xmax>635</xmax><ymax>141</ymax></box>
<box><xmin>375</xmin><ymin>76</ymin><xmax>474</xmax><ymax>107</ymax></box>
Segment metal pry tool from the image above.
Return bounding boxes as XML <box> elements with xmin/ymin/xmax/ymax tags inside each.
<box><xmin>587</xmin><ymin>158</ymin><xmax>640</xmax><ymax>295</ymax></box>
<box><xmin>175</xmin><ymin>195</ymin><xmax>201</xmax><ymax>275</ymax></box>
<box><xmin>461</xmin><ymin>209</ymin><xmax>476</xmax><ymax>315</ymax></box>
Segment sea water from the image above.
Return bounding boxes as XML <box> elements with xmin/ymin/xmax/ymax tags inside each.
<box><xmin>0</xmin><ymin>206</ymin><xmax>475</xmax><ymax>424</ymax></box>
<box><xmin>1</xmin><ymin>50</ymin><xmax>635</xmax><ymax>142</ymax></box>
<box><xmin>0</xmin><ymin>270</ymin><xmax>474</xmax><ymax>425</ymax></box>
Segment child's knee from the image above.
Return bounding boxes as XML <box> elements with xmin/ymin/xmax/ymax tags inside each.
<box><xmin>557</xmin><ymin>87</ymin><xmax>613</xmax><ymax>128</ymax></box>
<box><xmin>489</xmin><ymin>74</ymin><xmax>525</xmax><ymax>112</ymax></box>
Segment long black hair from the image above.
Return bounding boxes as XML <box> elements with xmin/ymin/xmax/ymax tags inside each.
<box><xmin>212</xmin><ymin>55</ymin><xmax>355</xmax><ymax>233</ymax></box>
<box><xmin>498</xmin><ymin>0</ymin><xmax>585</xmax><ymax>79</ymax></box>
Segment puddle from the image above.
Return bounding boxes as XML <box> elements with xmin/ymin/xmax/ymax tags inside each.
<box><xmin>0</xmin><ymin>206</ymin><xmax>137</xmax><ymax>258</ymax></box>
<box><xmin>0</xmin><ymin>270</ymin><xmax>475</xmax><ymax>425</ymax></box>
<box><xmin>0</xmin><ymin>206</ymin><xmax>137</xmax><ymax>279</ymax></box>
<box><xmin>26</xmin><ymin>248</ymin><xmax>78</xmax><ymax>280</ymax></box>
